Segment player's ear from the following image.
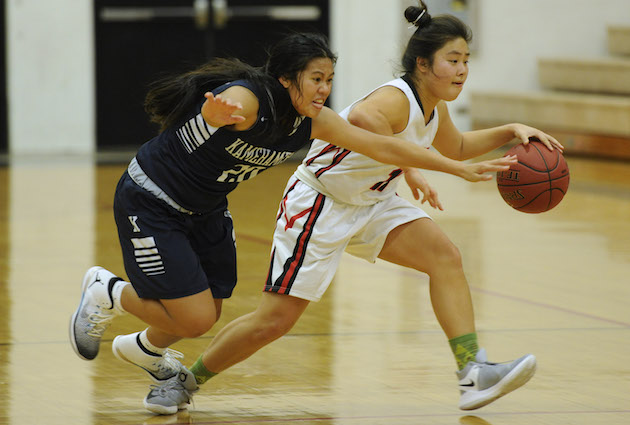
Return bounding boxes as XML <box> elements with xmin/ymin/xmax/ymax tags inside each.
<box><xmin>278</xmin><ymin>76</ymin><xmax>291</xmax><ymax>89</ymax></box>
<box><xmin>416</xmin><ymin>57</ymin><xmax>429</xmax><ymax>73</ymax></box>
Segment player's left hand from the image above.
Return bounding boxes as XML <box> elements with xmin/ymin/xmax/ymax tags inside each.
<box><xmin>511</xmin><ymin>123</ymin><xmax>564</xmax><ymax>152</ymax></box>
<box><xmin>404</xmin><ymin>168</ymin><xmax>443</xmax><ymax>211</ymax></box>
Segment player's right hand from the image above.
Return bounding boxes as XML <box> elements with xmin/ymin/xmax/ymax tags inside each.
<box><xmin>202</xmin><ymin>92</ymin><xmax>246</xmax><ymax>127</ymax></box>
<box><xmin>460</xmin><ymin>155</ymin><xmax>517</xmax><ymax>182</ymax></box>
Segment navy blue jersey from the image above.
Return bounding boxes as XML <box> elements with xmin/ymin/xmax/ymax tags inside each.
<box><xmin>135</xmin><ymin>79</ymin><xmax>312</xmax><ymax>214</ymax></box>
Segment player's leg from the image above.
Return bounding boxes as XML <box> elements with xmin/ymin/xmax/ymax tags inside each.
<box><xmin>143</xmin><ymin>292</ymin><xmax>310</xmax><ymax>414</ymax></box>
<box><xmin>378</xmin><ymin>217</ymin><xmax>474</xmax><ymax>339</ymax></box>
<box><xmin>377</xmin><ymin>214</ymin><xmax>536</xmax><ymax>410</ymax></box>
<box><xmin>200</xmin><ymin>292</ymin><xmax>309</xmax><ymax>373</ymax></box>
<box><xmin>112</xmin><ymin>293</ymin><xmax>221</xmax><ymax>383</ymax></box>
<box><xmin>113</xmin><ymin>203</ymin><xmax>235</xmax><ymax>381</ymax></box>
<box><xmin>71</xmin><ymin>173</ymin><xmax>221</xmax><ymax>373</ymax></box>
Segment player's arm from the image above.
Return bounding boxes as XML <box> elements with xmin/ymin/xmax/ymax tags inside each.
<box><xmin>201</xmin><ymin>85</ymin><xmax>258</xmax><ymax>131</ymax></box>
<box><xmin>311</xmin><ymin>106</ymin><xmax>515</xmax><ymax>183</ymax></box>
<box><xmin>432</xmin><ymin>101</ymin><xmax>563</xmax><ymax>161</ymax></box>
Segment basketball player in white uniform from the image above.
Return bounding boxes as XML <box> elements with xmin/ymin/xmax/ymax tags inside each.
<box><xmin>141</xmin><ymin>1</ymin><xmax>563</xmax><ymax>414</ymax></box>
<box><xmin>266</xmin><ymin>75</ymin><xmax>437</xmax><ymax>301</ymax></box>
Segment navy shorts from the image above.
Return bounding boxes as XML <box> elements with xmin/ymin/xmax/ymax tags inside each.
<box><xmin>113</xmin><ymin>172</ymin><xmax>237</xmax><ymax>300</ymax></box>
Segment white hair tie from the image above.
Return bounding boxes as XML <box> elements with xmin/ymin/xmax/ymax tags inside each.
<box><xmin>408</xmin><ymin>9</ymin><xmax>426</xmax><ymax>29</ymax></box>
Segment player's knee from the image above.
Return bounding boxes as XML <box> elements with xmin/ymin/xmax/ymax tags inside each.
<box><xmin>432</xmin><ymin>239</ymin><xmax>463</xmax><ymax>270</ymax></box>
<box><xmin>176</xmin><ymin>313</ymin><xmax>217</xmax><ymax>338</ymax></box>
<box><xmin>252</xmin><ymin>318</ymin><xmax>294</xmax><ymax>344</ymax></box>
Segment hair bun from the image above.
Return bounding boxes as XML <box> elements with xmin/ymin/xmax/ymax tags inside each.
<box><xmin>404</xmin><ymin>4</ymin><xmax>430</xmax><ymax>28</ymax></box>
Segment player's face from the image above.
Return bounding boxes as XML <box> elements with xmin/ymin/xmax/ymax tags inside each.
<box><xmin>281</xmin><ymin>57</ymin><xmax>334</xmax><ymax>118</ymax></box>
<box><xmin>421</xmin><ymin>37</ymin><xmax>470</xmax><ymax>101</ymax></box>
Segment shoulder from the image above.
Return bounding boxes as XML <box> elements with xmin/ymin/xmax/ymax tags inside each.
<box><xmin>218</xmin><ymin>85</ymin><xmax>259</xmax><ymax>107</ymax></box>
<box><xmin>350</xmin><ymin>85</ymin><xmax>410</xmax><ymax>134</ymax></box>
<box><xmin>217</xmin><ymin>84</ymin><xmax>260</xmax><ymax>131</ymax></box>
<box><xmin>355</xmin><ymin>85</ymin><xmax>409</xmax><ymax>111</ymax></box>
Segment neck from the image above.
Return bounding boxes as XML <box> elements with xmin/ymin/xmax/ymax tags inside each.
<box><xmin>409</xmin><ymin>73</ymin><xmax>438</xmax><ymax>122</ymax></box>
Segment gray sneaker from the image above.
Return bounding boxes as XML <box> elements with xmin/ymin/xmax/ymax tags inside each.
<box><xmin>144</xmin><ymin>366</ymin><xmax>199</xmax><ymax>415</ymax></box>
<box><xmin>113</xmin><ymin>332</ymin><xmax>184</xmax><ymax>383</ymax></box>
<box><xmin>69</xmin><ymin>266</ymin><xmax>124</xmax><ymax>360</ymax></box>
<box><xmin>457</xmin><ymin>348</ymin><xmax>537</xmax><ymax>410</ymax></box>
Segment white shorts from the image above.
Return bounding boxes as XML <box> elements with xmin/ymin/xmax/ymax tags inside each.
<box><xmin>263</xmin><ymin>176</ymin><xmax>431</xmax><ymax>301</ymax></box>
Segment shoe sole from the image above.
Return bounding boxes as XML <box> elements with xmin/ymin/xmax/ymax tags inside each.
<box><xmin>459</xmin><ymin>354</ymin><xmax>537</xmax><ymax>410</ymax></box>
<box><xmin>143</xmin><ymin>396</ymin><xmax>189</xmax><ymax>415</ymax></box>
<box><xmin>68</xmin><ymin>266</ymin><xmax>103</xmax><ymax>361</ymax></box>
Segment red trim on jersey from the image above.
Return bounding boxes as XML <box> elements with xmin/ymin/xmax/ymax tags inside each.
<box><xmin>276</xmin><ymin>180</ymin><xmax>300</xmax><ymax>221</ymax></box>
<box><xmin>284</xmin><ymin>207</ymin><xmax>313</xmax><ymax>231</ymax></box>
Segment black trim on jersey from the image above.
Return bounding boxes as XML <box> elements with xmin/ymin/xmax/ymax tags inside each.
<box><xmin>402</xmin><ymin>74</ymin><xmax>435</xmax><ymax>124</ymax></box>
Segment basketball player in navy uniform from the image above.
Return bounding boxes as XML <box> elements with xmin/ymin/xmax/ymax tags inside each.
<box><xmin>134</xmin><ymin>2</ymin><xmax>564</xmax><ymax>416</ymax></box>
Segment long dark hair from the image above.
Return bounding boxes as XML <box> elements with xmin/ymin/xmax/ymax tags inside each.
<box><xmin>144</xmin><ymin>32</ymin><xmax>336</xmax><ymax>135</ymax></box>
<box><xmin>400</xmin><ymin>1</ymin><xmax>472</xmax><ymax>74</ymax></box>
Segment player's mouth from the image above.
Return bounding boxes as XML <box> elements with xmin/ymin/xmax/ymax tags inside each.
<box><xmin>312</xmin><ymin>99</ymin><xmax>325</xmax><ymax>110</ymax></box>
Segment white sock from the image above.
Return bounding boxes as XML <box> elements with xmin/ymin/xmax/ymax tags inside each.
<box><xmin>139</xmin><ymin>329</ymin><xmax>166</xmax><ymax>356</ymax></box>
<box><xmin>110</xmin><ymin>280</ymin><xmax>129</xmax><ymax>314</ymax></box>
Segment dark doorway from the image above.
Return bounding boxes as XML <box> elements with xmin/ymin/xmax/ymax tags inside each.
<box><xmin>94</xmin><ymin>0</ymin><xmax>329</xmax><ymax>155</ymax></box>
<box><xmin>0</xmin><ymin>0</ymin><xmax>7</xmax><ymax>155</ymax></box>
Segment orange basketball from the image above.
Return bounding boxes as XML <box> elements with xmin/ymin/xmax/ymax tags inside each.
<box><xmin>496</xmin><ymin>141</ymin><xmax>570</xmax><ymax>213</ymax></box>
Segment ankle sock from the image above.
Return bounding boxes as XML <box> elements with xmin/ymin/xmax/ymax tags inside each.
<box><xmin>139</xmin><ymin>329</ymin><xmax>165</xmax><ymax>356</ymax></box>
<box><xmin>189</xmin><ymin>355</ymin><xmax>218</xmax><ymax>385</ymax></box>
<box><xmin>449</xmin><ymin>332</ymin><xmax>479</xmax><ymax>370</ymax></box>
<box><xmin>110</xmin><ymin>279</ymin><xmax>129</xmax><ymax>314</ymax></box>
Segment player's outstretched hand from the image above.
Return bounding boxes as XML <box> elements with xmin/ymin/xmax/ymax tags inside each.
<box><xmin>202</xmin><ymin>92</ymin><xmax>246</xmax><ymax>127</ymax></box>
<box><xmin>460</xmin><ymin>155</ymin><xmax>518</xmax><ymax>182</ymax></box>
<box><xmin>511</xmin><ymin>123</ymin><xmax>564</xmax><ymax>152</ymax></box>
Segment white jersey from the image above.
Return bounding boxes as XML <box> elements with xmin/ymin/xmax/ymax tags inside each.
<box><xmin>294</xmin><ymin>76</ymin><xmax>439</xmax><ymax>205</ymax></box>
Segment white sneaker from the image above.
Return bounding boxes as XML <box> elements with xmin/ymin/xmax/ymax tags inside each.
<box><xmin>69</xmin><ymin>266</ymin><xmax>124</xmax><ymax>360</ymax></box>
<box><xmin>113</xmin><ymin>332</ymin><xmax>183</xmax><ymax>383</ymax></box>
<box><xmin>457</xmin><ymin>348</ymin><xmax>537</xmax><ymax>410</ymax></box>
<box><xmin>144</xmin><ymin>366</ymin><xmax>199</xmax><ymax>415</ymax></box>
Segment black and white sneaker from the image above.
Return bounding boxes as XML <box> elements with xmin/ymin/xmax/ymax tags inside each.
<box><xmin>69</xmin><ymin>266</ymin><xmax>124</xmax><ymax>360</ymax></box>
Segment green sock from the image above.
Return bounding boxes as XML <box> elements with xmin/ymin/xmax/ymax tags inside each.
<box><xmin>189</xmin><ymin>355</ymin><xmax>218</xmax><ymax>385</ymax></box>
<box><xmin>449</xmin><ymin>332</ymin><xmax>479</xmax><ymax>370</ymax></box>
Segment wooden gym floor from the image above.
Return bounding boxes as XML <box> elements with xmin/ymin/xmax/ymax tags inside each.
<box><xmin>0</xmin><ymin>152</ymin><xmax>628</xmax><ymax>425</ymax></box>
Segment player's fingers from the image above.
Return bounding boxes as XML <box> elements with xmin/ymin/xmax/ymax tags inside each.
<box><xmin>536</xmin><ymin>134</ymin><xmax>555</xmax><ymax>151</ymax></box>
<box><xmin>550</xmin><ymin>135</ymin><xmax>564</xmax><ymax>151</ymax></box>
<box><xmin>517</xmin><ymin>131</ymin><xmax>530</xmax><ymax>145</ymax></box>
<box><xmin>491</xmin><ymin>156</ymin><xmax>517</xmax><ymax>166</ymax></box>
<box><xmin>229</xmin><ymin>114</ymin><xmax>246</xmax><ymax>123</ymax></box>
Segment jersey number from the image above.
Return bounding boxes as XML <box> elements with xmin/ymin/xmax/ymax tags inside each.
<box><xmin>217</xmin><ymin>164</ymin><xmax>266</xmax><ymax>183</ymax></box>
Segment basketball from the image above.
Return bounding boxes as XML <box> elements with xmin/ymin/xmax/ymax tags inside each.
<box><xmin>496</xmin><ymin>140</ymin><xmax>570</xmax><ymax>213</ymax></box>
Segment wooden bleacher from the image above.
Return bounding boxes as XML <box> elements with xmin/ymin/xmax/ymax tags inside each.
<box><xmin>471</xmin><ymin>25</ymin><xmax>630</xmax><ymax>160</ymax></box>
